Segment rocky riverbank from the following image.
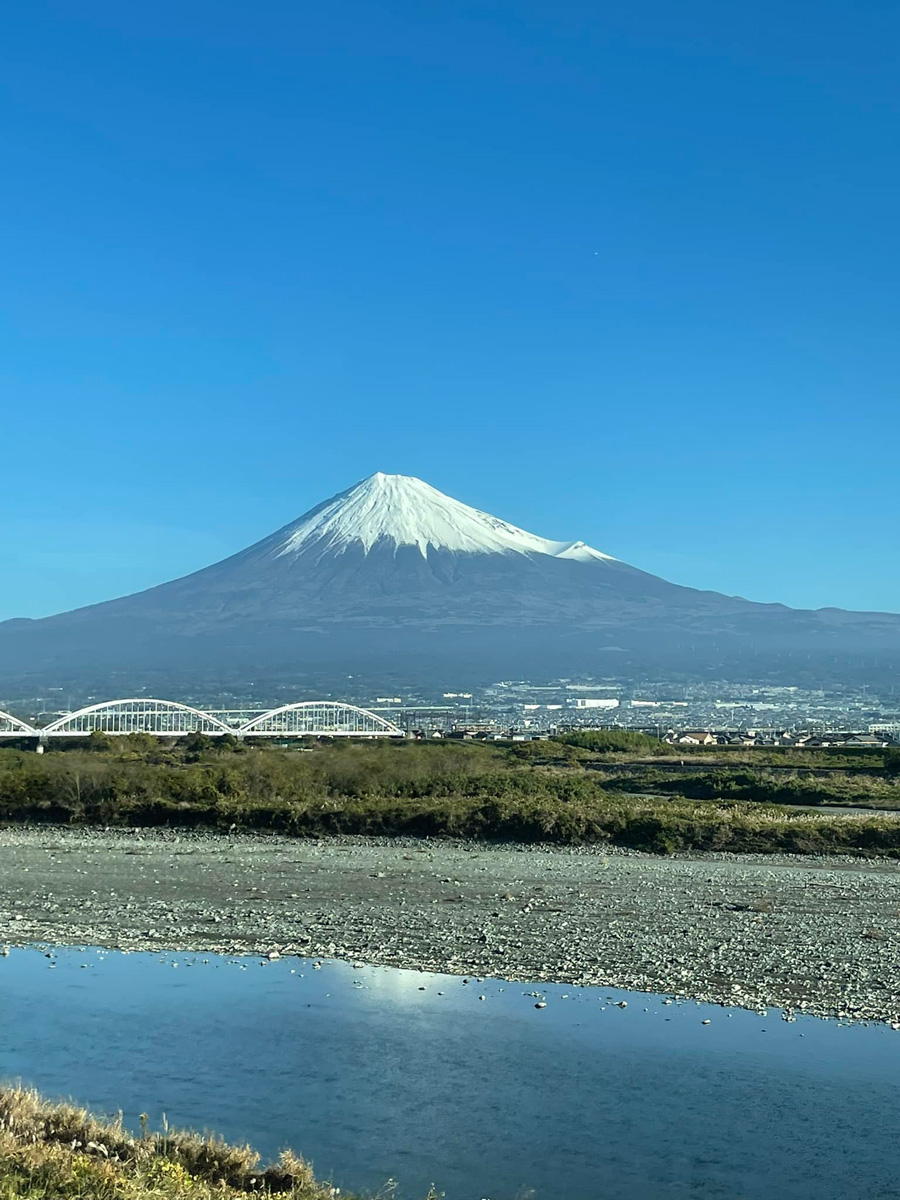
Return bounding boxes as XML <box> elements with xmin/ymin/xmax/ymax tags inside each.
<box><xmin>2</xmin><ymin>827</ymin><xmax>899</xmax><ymax>1023</ymax></box>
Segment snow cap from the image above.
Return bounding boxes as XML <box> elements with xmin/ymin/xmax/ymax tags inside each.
<box><xmin>276</xmin><ymin>472</ymin><xmax>613</xmax><ymax>562</ymax></box>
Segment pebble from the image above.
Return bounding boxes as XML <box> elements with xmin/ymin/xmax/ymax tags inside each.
<box><xmin>1</xmin><ymin>828</ymin><xmax>898</xmax><ymax>1026</ymax></box>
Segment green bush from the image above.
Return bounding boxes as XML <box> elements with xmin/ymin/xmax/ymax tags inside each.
<box><xmin>553</xmin><ymin>729</ymin><xmax>665</xmax><ymax>755</ymax></box>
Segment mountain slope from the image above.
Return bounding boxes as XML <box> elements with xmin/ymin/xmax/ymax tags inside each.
<box><xmin>1</xmin><ymin>473</ymin><xmax>898</xmax><ymax>687</ymax></box>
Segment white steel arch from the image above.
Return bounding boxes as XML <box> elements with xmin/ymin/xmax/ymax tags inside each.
<box><xmin>41</xmin><ymin>699</ymin><xmax>232</xmax><ymax>737</ymax></box>
<box><xmin>0</xmin><ymin>710</ymin><xmax>39</xmax><ymax>737</ymax></box>
<box><xmin>238</xmin><ymin>701</ymin><xmax>403</xmax><ymax>738</ymax></box>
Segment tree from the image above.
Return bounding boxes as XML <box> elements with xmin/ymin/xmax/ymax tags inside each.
<box><xmin>123</xmin><ymin>732</ymin><xmax>156</xmax><ymax>753</ymax></box>
<box><xmin>183</xmin><ymin>732</ymin><xmax>214</xmax><ymax>757</ymax></box>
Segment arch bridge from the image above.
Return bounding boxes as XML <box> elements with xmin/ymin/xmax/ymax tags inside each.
<box><xmin>0</xmin><ymin>710</ymin><xmax>39</xmax><ymax>737</ymax></box>
<box><xmin>0</xmin><ymin>699</ymin><xmax>403</xmax><ymax>740</ymax></box>
<box><xmin>238</xmin><ymin>701</ymin><xmax>401</xmax><ymax>738</ymax></box>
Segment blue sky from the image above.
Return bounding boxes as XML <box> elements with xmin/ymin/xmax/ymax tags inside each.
<box><xmin>1</xmin><ymin>0</ymin><xmax>898</xmax><ymax>619</ymax></box>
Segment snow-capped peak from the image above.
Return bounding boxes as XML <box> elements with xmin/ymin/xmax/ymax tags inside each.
<box><xmin>274</xmin><ymin>473</ymin><xmax>614</xmax><ymax>562</ymax></box>
<box><xmin>554</xmin><ymin>540</ymin><xmax>613</xmax><ymax>562</ymax></box>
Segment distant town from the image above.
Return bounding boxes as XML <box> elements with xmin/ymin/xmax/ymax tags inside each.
<box><xmin>4</xmin><ymin>674</ymin><xmax>898</xmax><ymax>746</ymax></box>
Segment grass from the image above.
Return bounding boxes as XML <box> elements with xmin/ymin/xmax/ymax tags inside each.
<box><xmin>0</xmin><ymin>1084</ymin><xmax>428</xmax><ymax>1199</ymax></box>
<box><xmin>610</xmin><ymin>766</ymin><xmax>900</xmax><ymax>809</ymax></box>
<box><xmin>0</xmin><ymin>735</ymin><xmax>899</xmax><ymax>856</ymax></box>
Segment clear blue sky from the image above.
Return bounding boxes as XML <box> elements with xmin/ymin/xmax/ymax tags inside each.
<box><xmin>1</xmin><ymin>0</ymin><xmax>898</xmax><ymax>620</ymax></box>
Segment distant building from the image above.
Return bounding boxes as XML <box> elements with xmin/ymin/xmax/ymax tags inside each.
<box><xmin>800</xmin><ymin>732</ymin><xmax>890</xmax><ymax>748</ymax></box>
<box><xmin>670</xmin><ymin>730</ymin><xmax>716</xmax><ymax>746</ymax></box>
<box><xmin>870</xmin><ymin>723</ymin><xmax>900</xmax><ymax>737</ymax></box>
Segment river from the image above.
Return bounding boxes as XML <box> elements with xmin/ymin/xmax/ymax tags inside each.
<box><xmin>1</xmin><ymin>946</ymin><xmax>898</xmax><ymax>1199</ymax></box>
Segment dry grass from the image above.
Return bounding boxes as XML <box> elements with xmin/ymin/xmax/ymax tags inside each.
<box><xmin>0</xmin><ymin>1085</ymin><xmax>435</xmax><ymax>1198</ymax></box>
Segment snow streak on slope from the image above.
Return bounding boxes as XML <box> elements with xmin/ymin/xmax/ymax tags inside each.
<box><xmin>275</xmin><ymin>473</ymin><xmax>615</xmax><ymax>562</ymax></box>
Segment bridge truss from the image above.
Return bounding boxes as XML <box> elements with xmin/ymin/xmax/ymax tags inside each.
<box><xmin>0</xmin><ymin>698</ymin><xmax>403</xmax><ymax>739</ymax></box>
<box><xmin>0</xmin><ymin>710</ymin><xmax>39</xmax><ymax>737</ymax></box>
<box><xmin>40</xmin><ymin>699</ymin><xmax>233</xmax><ymax>737</ymax></box>
<box><xmin>238</xmin><ymin>701</ymin><xmax>403</xmax><ymax>738</ymax></box>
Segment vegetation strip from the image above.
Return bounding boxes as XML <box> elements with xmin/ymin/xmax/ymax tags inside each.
<box><xmin>1</xmin><ymin>733</ymin><xmax>900</xmax><ymax>855</ymax></box>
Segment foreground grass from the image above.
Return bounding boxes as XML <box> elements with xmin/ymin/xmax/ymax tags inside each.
<box><xmin>0</xmin><ymin>1085</ymin><xmax>417</xmax><ymax>1199</ymax></box>
<box><xmin>1</xmin><ymin>736</ymin><xmax>899</xmax><ymax>855</ymax></box>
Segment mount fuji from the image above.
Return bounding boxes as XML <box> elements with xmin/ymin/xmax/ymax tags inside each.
<box><xmin>1</xmin><ymin>472</ymin><xmax>898</xmax><ymax>688</ymax></box>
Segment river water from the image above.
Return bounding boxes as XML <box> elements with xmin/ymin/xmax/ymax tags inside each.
<box><xmin>1</xmin><ymin>946</ymin><xmax>898</xmax><ymax>1199</ymax></box>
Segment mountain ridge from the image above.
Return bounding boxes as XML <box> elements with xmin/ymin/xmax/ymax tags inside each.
<box><xmin>1</xmin><ymin>473</ymin><xmax>898</xmax><ymax>688</ymax></box>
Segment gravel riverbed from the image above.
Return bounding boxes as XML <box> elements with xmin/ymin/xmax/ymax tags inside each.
<box><xmin>2</xmin><ymin>827</ymin><xmax>899</xmax><ymax>1024</ymax></box>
